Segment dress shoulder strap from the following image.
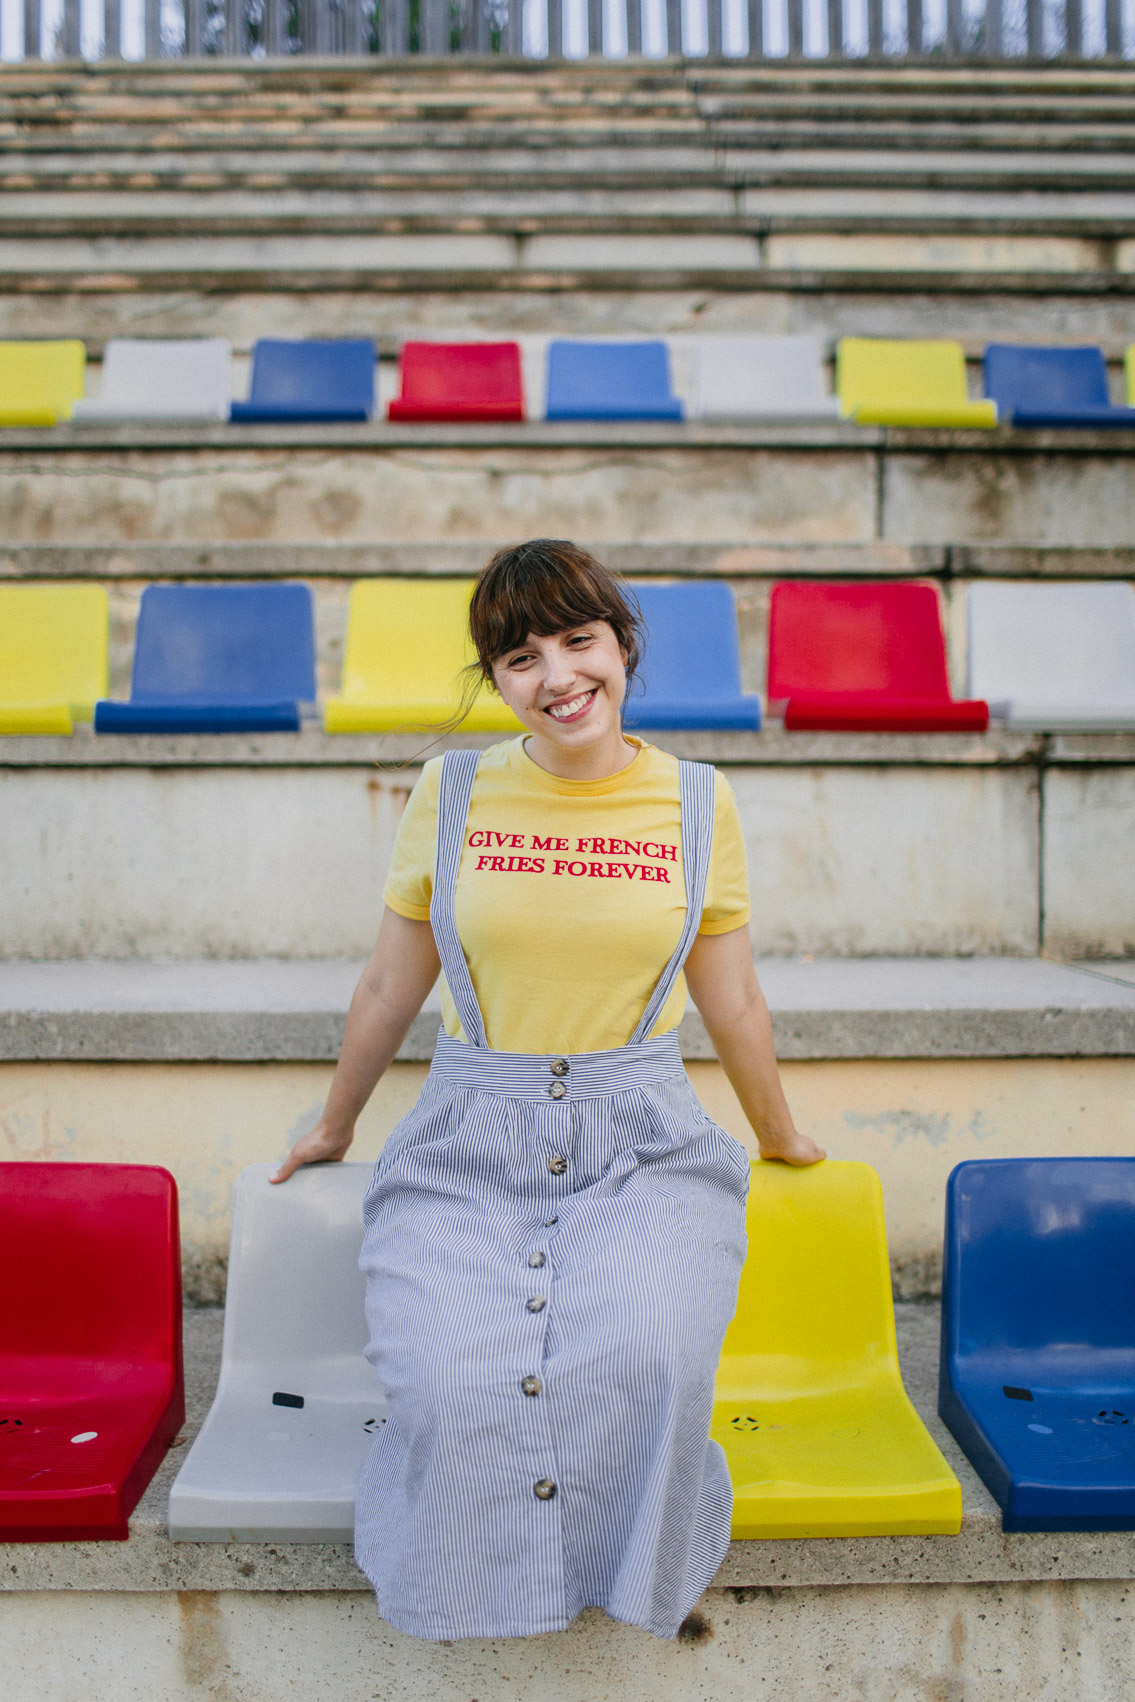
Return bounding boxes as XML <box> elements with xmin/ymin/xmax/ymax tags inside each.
<box><xmin>429</xmin><ymin>748</ymin><xmax>487</xmax><ymax>1049</ymax></box>
<box><xmin>627</xmin><ymin>759</ymin><xmax>717</xmax><ymax>1046</ymax></box>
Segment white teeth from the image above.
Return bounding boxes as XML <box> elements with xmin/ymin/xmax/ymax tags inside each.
<box><xmin>548</xmin><ymin>691</ymin><xmax>593</xmax><ymax>720</ymax></box>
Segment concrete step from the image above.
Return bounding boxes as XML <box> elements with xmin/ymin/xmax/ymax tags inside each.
<box><xmin>1</xmin><ymin>1302</ymin><xmax>1131</xmax><ymax>1702</ymax></box>
<box><xmin>13</xmin><ymin>539</ymin><xmax>1135</xmax><ymax>579</ymax></box>
<box><xmin>5</xmin><ymin>423</ymin><xmax>1135</xmax><ymax>550</ymax></box>
<box><xmin>3</xmin><ymin>1298</ymin><xmax>1134</xmax><ymax>1590</ymax></box>
<box><xmin>7</xmin><ymin>282</ymin><xmax>1135</xmax><ymax>369</ymax></box>
<box><xmin>5</xmin><ymin>955</ymin><xmax>1133</xmax><ymax>1063</ymax></box>
<box><xmin>5</xmin><ymin>64</ymin><xmax>1135</xmax><ymax>304</ymax></box>
<box><xmin>1</xmin><ymin>728</ymin><xmax>1132</xmax><ymax>960</ymax></box>
<box><xmin>2</xmin><ymin>959</ymin><xmax>1133</xmax><ymax>1303</ymax></box>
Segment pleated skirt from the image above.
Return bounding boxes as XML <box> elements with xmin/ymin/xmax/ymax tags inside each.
<box><xmin>355</xmin><ymin>1031</ymin><xmax>749</xmax><ymax>1641</ymax></box>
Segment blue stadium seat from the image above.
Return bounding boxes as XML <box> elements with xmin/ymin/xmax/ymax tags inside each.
<box><xmin>983</xmin><ymin>344</ymin><xmax>1135</xmax><ymax>427</ymax></box>
<box><xmin>230</xmin><ymin>340</ymin><xmax>375</xmax><ymax>422</ymax></box>
<box><xmin>939</xmin><ymin>1157</ymin><xmax>1135</xmax><ymax>1532</ymax></box>
<box><xmin>622</xmin><ymin>582</ymin><xmax>761</xmax><ymax>730</ymax></box>
<box><xmin>95</xmin><ymin>584</ymin><xmax>316</xmax><ymax>734</ymax></box>
<box><xmin>544</xmin><ymin>340</ymin><xmax>683</xmax><ymax>421</ymax></box>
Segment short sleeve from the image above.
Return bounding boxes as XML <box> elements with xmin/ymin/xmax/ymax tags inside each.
<box><xmin>382</xmin><ymin>758</ymin><xmax>442</xmax><ymax>923</ymax></box>
<box><xmin>698</xmin><ymin>771</ymin><xmax>750</xmax><ymax>936</ymax></box>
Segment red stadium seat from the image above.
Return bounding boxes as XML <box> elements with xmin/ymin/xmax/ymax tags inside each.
<box><xmin>0</xmin><ymin>1163</ymin><xmax>184</xmax><ymax>1541</ymax></box>
<box><xmin>387</xmin><ymin>341</ymin><xmax>525</xmax><ymax>422</ymax></box>
<box><xmin>768</xmin><ymin>582</ymin><xmax>989</xmax><ymax>733</ymax></box>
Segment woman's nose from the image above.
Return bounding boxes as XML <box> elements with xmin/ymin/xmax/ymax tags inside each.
<box><xmin>541</xmin><ymin>654</ymin><xmax>576</xmax><ymax>695</ymax></box>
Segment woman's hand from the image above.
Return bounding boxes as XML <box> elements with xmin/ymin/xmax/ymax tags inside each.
<box><xmin>755</xmin><ymin>1125</ymin><xmax>827</xmax><ymax>1167</ymax></box>
<box><xmin>269</xmin><ymin>907</ymin><xmax>441</xmax><ymax>1184</ymax></box>
<box><xmin>685</xmin><ymin>928</ymin><xmax>826</xmax><ymax>1169</ymax></box>
<box><xmin>271</xmin><ymin>1116</ymin><xmax>355</xmax><ymax>1184</ymax></box>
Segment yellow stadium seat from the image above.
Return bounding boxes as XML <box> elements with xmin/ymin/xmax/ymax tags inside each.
<box><xmin>713</xmin><ymin>1160</ymin><xmax>962</xmax><ymax>1538</ymax></box>
<box><xmin>1125</xmin><ymin>345</ymin><xmax>1135</xmax><ymax>405</ymax></box>
<box><xmin>0</xmin><ymin>341</ymin><xmax>86</xmax><ymax>426</ymax></box>
<box><xmin>837</xmin><ymin>338</ymin><xmax>997</xmax><ymax>429</ymax></box>
<box><xmin>323</xmin><ymin>579</ymin><xmax>523</xmax><ymax>734</ymax></box>
<box><xmin>0</xmin><ymin>585</ymin><xmax>109</xmax><ymax>734</ymax></box>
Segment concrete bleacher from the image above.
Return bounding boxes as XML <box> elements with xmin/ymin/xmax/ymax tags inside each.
<box><xmin>3</xmin><ymin>1300</ymin><xmax>1133</xmax><ymax>1696</ymax></box>
<box><xmin>3</xmin><ymin>54</ymin><xmax>1135</xmax><ymax>1698</ymax></box>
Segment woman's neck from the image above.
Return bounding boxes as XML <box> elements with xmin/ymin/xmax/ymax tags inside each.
<box><xmin>523</xmin><ymin>726</ymin><xmax>639</xmax><ymax>782</ymax></box>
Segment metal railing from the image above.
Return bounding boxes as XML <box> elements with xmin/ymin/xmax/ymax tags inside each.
<box><xmin>9</xmin><ymin>0</ymin><xmax>1131</xmax><ymax>62</ymax></box>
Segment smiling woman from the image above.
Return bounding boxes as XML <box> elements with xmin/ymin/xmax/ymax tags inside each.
<box><xmin>272</xmin><ymin>539</ymin><xmax>823</xmax><ymax>1644</ymax></box>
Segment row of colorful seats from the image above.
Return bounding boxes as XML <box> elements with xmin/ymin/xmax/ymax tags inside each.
<box><xmin>3</xmin><ymin>1155</ymin><xmax>1132</xmax><ymax>1543</ymax></box>
<box><xmin>7</xmin><ymin>335</ymin><xmax>1135</xmax><ymax>427</ymax></box>
<box><xmin>5</xmin><ymin>578</ymin><xmax>1135</xmax><ymax>737</ymax></box>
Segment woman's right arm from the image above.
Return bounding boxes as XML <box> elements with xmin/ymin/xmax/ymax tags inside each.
<box><xmin>271</xmin><ymin>906</ymin><xmax>441</xmax><ymax>1182</ymax></box>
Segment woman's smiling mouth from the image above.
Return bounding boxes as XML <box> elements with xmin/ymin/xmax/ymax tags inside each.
<box><xmin>545</xmin><ymin>688</ymin><xmax>598</xmax><ymax>723</ymax></box>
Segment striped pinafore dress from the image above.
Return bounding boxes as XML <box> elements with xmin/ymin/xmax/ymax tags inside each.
<box><xmin>355</xmin><ymin>748</ymin><xmax>750</xmax><ymax>1641</ymax></box>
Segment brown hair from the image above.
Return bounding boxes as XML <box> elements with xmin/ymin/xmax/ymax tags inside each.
<box><xmin>467</xmin><ymin>540</ymin><xmax>643</xmax><ymax>694</ymax></box>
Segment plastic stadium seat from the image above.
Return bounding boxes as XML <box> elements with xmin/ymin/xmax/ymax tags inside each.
<box><xmin>544</xmin><ymin>340</ymin><xmax>684</xmax><ymax>421</ymax></box>
<box><xmin>768</xmin><ymin>581</ymin><xmax>989</xmax><ymax>732</ymax></box>
<box><xmin>983</xmin><ymin>344</ymin><xmax>1135</xmax><ymax>428</ymax></box>
<box><xmin>939</xmin><ymin>1158</ymin><xmax>1135</xmax><ymax>1532</ymax></box>
<box><xmin>0</xmin><ymin>340</ymin><xmax>86</xmax><ymax>426</ymax></box>
<box><xmin>323</xmin><ymin>578</ymin><xmax>523</xmax><ymax>734</ymax></box>
<box><xmin>622</xmin><ymin>582</ymin><xmax>761</xmax><ymax>730</ymax></box>
<box><xmin>0</xmin><ymin>1163</ymin><xmax>183</xmax><ymax>1542</ymax></box>
<box><xmin>690</xmin><ymin>335</ymin><xmax>841</xmax><ymax>420</ymax></box>
<box><xmin>713</xmin><ymin>1161</ymin><xmax>961</xmax><ymax>1538</ymax></box>
<box><xmin>73</xmin><ymin>339</ymin><xmax>231</xmax><ymax>422</ymax></box>
<box><xmin>836</xmin><ymin>338</ymin><xmax>997</xmax><ymax>429</ymax></box>
<box><xmin>388</xmin><ymin>342</ymin><xmax>525</xmax><ymax>422</ymax></box>
<box><xmin>967</xmin><ymin>582</ymin><xmax>1135</xmax><ymax>732</ymax></box>
<box><xmin>169</xmin><ymin>1163</ymin><xmax>386</xmax><ymax>1541</ymax></box>
<box><xmin>94</xmin><ymin>583</ymin><xmax>315</xmax><ymax>734</ymax></box>
<box><xmin>230</xmin><ymin>340</ymin><xmax>374</xmax><ymax>422</ymax></box>
<box><xmin>0</xmin><ymin>584</ymin><xmax>108</xmax><ymax>734</ymax></box>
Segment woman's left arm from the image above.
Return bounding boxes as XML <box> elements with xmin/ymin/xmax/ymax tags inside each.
<box><xmin>684</xmin><ymin>927</ymin><xmax>825</xmax><ymax>1166</ymax></box>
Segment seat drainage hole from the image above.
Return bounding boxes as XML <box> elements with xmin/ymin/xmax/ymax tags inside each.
<box><xmin>1093</xmin><ymin>1409</ymin><xmax>1129</xmax><ymax>1426</ymax></box>
<box><xmin>272</xmin><ymin>1392</ymin><xmax>304</xmax><ymax>1409</ymax></box>
<box><xmin>363</xmin><ymin>1417</ymin><xmax>386</xmax><ymax>1433</ymax></box>
<box><xmin>71</xmin><ymin>1431</ymin><xmax>98</xmax><ymax>1444</ymax></box>
<box><xmin>0</xmin><ymin>1417</ymin><xmax>25</xmax><ymax>1433</ymax></box>
<box><xmin>730</xmin><ymin>1415</ymin><xmax>760</xmax><ymax>1431</ymax></box>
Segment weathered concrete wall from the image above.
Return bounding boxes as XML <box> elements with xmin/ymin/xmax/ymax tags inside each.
<box><xmin>0</xmin><ymin>767</ymin><xmax>406</xmax><ymax>959</ymax></box>
<box><xmin>1</xmin><ymin>1580</ymin><xmax>1132</xmax><ymax>1702</ymax></box>
<box><xmin>1043</xmin><ymin>768</ymin><xmax>1135</xmax><ymax>960</ymax></box>
<box><xmin>0</xmin><ymin>442</ymin><xmax>880</xmax><ymax>546</ymax></box>
<box><xmin>0</xmin><ymin>761</ymin><xmax>1046</xmax><ymax>959</ymax></box>
<box><xmin>732</xmin><ymin>766</ymin><xmax>1040</xmax><ymax>957</ymax></box>
<box><xmin>4</xmin><ymin>1055</ymin><xmax>1132</xmax><ymax>1302</ymax></box>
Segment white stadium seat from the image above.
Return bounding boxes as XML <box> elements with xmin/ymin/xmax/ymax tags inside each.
<box><xmin>168</xmin><ymin>1161</ymin><xmax>385</xmax><ymax>1542</ymax></box>
<box><xmin>689</xmin><ymin>335</ymin><xmax>842</xmax><ymax>421</ymax></box>
<box><xmin>966</xmin><ymin>581</ymin><xmax>1135</xmax><ymax>733</ymax></box>
<box><xmin>73</xmin><ymin>338</ymin><xmax>231</xmax><ymax>422</ymax></box>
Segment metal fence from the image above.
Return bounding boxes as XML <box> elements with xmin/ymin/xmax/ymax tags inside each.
<box><xmin>9</xmin><ymin>0</ymin><xmax>1132</xmax><ymax>62</ymax></box>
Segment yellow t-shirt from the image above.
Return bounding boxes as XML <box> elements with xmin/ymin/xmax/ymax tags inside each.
<box><xmin>383</xmin><ymin>736</ymin><xmax>750</xmax><ymax>1054</ymax></box>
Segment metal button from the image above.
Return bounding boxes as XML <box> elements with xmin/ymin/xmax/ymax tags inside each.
<box><xmin>550</xmin><ymin>1058</ymin><xmax>569</xmax><ymax>1077</ymax></box>
<box><xmin>548</xmin><ymin>1081</ymin><xmax>566</xmax><ymax>1100</ymax></box>
<box><xmin>533</xmin><ymin>1479</ymin><xmax>557</xmax><ymax>1500</ymax></box>
<box><xmin>526</xmin><ymin>1295</ymin><xmax>546</xmax><ymax>1313</ymax></box>
<box><xmin>527</xmin><ymin>1251</ymin><xmax>546</xmax><ymax>1268</ymax></box>
<box><xmin>548</xmin><ymin>1155</ymin><xmax>567</xmax><ymax>1174</ymax></box>
<box><xmin>520</xmin><ymin>1376</ymin><xmax>542</xmax><ymax>1397</ymax></box>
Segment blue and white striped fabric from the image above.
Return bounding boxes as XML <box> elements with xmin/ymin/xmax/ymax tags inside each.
<box><xmin>355</xmin><ymin>749</ymin><xmax>749</xmax><ymax>1641</ymax></box>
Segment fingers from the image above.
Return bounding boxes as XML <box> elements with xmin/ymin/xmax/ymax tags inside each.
<box><xmin>270</xmin><ymin>1128</ymin><xmax>352</xmax><ymax>1183</ymax></box>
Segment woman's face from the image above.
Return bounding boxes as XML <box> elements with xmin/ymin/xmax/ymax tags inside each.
<box><xmin>491</xmin><ymin>620</ymin><xmax>628</xmax><ymax>752</ymax></box>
